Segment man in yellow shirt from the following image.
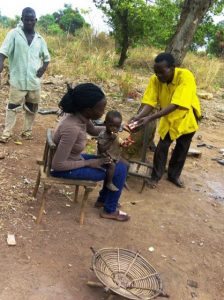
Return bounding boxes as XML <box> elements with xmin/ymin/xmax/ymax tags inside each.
<box><xmin>129</xmin><ymin>52</ymin><xmax>201</xmax><ymax>188</ymax></box>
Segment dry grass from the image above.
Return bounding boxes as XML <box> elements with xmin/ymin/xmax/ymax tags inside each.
<box><xmin>0</xmin><ymin>26</ymin><xmax>223</xmax><ymax>93</ymax></box>
<box><xmin>183</xmin><ymin>52</ymin><xmax>224</xmax><ymax>91</ymax></box>
<box><xmin>44</xmin><ymin>28</ymin><xmax>117</xmax><ymax>82</ymax></box>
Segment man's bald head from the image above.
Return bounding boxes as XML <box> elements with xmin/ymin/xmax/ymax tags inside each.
<box><xmin>22</xmin><ymin>7</ymin><xmax>36</xmax><ymax>18</ymax></box>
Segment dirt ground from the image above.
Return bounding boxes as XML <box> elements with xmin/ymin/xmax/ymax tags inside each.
<box><xmin>0</xmin><ymin>80</ymin><xmax>224</xmax><ymax>300</ymax></box>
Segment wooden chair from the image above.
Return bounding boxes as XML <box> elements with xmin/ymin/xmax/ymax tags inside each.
<box><xmin>128</xmin><ymin>160</ymin><xmax>152</xmax><ymax>193</ymax></box>
<box><xmin>33</xmin><ymin>128</ymin><xmax>97</xmax><ymax>225</ymax></box>
<box><xmin>127</xmin><ymin>124</ymin><xmax>153</xmax><ymax>193</ymax></box>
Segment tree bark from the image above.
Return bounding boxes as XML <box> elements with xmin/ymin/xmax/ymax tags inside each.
<box><xmin>117</xmin><ymin>9</ymin><xmax>129</xmax><ymax>67</ymax></box>
<box><xmin>118</xmin><ymin>31</ymin><xmax>129</xmax><ymax>67</ymax></box>
<box><xmin>107</xmin><ymin>0</ymin><xmax>129</xmax><ymax>67</ymax></box>
<box><xmin>166</xmin><ymin>0</ymin><xmax>214</xmax><ymax>65</ymax></box>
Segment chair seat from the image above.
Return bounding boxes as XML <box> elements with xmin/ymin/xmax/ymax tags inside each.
<box><xmin>128</xmin><ymin>160</ymin><xmax>153</xmax><ymax>193</ymax></box>
<box><xmin>128</xmin><ymin>160</ymin><xmax>152</xmax><ymax>179</ymax></box>
<box><xmin>40</xmin><ymin>166</ymin><xmax>97</xmax><ymax>187</ymax></box>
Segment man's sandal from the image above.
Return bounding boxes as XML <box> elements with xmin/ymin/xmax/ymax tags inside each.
<box><xmin>0</xmin><ymin>136</ymin><xmax>11</xmax><ymax>143</ymax></box>
<box><xmin>145</xmin><ymin>178</ymin><xmax>158</xmax><ymax>189</ymax></box>
<box><xmin>217</xmin><ymin>159</ymin><xmax>224</xmax><ymax>166</ymax></box>
<box><xmin>100</xmin><ymin>210</ymin><xmax>130</xmax><ymax>222</ymax></box>
<box><xmin>21</xmin><ymin>133</ymin><xmax>33</xmax><ymax>140</ymax></box>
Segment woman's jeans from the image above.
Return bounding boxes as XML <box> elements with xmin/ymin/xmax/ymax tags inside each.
<box><xmin>51</xmin><ymin>154</ymin><xmax>128</xmax><ymax>214</ymax></box>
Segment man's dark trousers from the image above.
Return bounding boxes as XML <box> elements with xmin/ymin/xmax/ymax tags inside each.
<box><xmin>151</xmin><ymin>132</ymin><xmax>195</xmax><ymax>181</ymax></box>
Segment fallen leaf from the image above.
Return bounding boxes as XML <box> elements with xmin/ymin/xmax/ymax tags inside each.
<box><xmin>14</xmin><ymin>141</ymin><xmax>23</xmax><ymax>145</ymax></box>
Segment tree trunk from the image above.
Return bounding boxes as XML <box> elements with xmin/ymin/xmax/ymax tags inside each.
<box><xmin>118</xmin><ymin>32</ymin><xmax>129</xmax><ymax>67</ymax></box>
<box><xmin>98</xmin><ymin>0</ymin><xmax>130</xmax><ymax>67</ymax></box>
<box><xmin>117</xmin><ymin>9</ymin><xmax>129</xmax><ymax>67</ymax></box>
<box><xmin>166</xmin><ymin>0</ymin><xmax>214</xmax><ymax>65</ymax></box>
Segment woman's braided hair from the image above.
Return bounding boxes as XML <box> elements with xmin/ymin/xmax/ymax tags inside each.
<box><xmin>59</xmin><ymin>83</ymin><xmax>105</xmax><ymax>114</ymax></box>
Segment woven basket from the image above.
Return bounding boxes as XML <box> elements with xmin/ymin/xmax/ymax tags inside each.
<box><xmin>92</xmin><ymin>248</ymin><xmax>162</xmax><ymax>300</ymax></box>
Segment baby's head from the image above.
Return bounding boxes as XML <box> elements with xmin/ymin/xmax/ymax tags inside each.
<box><xmin>105</xmin><ymin>110</ymin><xmax>122</xmax><ymax>134</ymax></box>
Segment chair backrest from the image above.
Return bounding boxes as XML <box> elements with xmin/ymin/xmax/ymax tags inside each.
<box><xmin>43</xmin><ymin>128</ymin><xmax>57</xmax><ymax>176</ymax></box>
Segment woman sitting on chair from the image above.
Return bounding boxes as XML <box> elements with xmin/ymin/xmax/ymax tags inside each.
<box><xmin>51</xmin><ymin>83</ymin><xmax>130</xmax><ymax>222</ymax></box>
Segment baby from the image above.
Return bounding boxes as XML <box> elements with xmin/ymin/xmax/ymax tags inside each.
<box><xmin>97</xmin><ymin>110</ymin><xmax>124</xmax><ymax>192</ymax></box>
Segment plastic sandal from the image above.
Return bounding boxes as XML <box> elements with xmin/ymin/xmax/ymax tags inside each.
<box><xmin>100</xmin><ymin>210</ymin><xmax>130</xmax><ymax>222</ymax></box>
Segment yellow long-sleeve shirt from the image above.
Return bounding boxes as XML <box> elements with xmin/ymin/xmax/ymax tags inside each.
<box><xmin>141</xmin><ymin>68</ymin><xmax>201</xmax><ymax>140</ymax></box>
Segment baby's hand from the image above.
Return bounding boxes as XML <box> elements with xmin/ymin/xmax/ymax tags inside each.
<box><xmin>121</xmin><ymin>135</ymin><xmax>135</xmax><ymax>148</ymax></box>
<box><xmin>111</xmin><ymin>132</ymin><xmax>118</xmax><ymax>140</ymax></box>
<box><xmin>119</xmin><ymin>137</ymin><xmax>124</xmax><ymax>145</ymax></box>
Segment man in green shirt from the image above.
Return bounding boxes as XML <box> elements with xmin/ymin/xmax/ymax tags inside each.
<box><xmin>0</xmin><ymin>7</ymin><xmax>50</xmax><ymax>143</ymax></box>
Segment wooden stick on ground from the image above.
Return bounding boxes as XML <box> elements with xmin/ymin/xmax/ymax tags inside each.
<box><xmin>86</xmin><ymin>281</ymin><xmax>104</xmax><ymax>288</ymax></box>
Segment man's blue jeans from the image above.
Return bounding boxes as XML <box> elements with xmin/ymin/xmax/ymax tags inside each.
<box><xmin>51</xmin><ymin>154</ymin><xmax>127</xmax><ymax>213</ymax></box>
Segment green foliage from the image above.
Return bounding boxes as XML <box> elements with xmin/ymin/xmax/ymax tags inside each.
<box><xmin>38</xmin><ymin>14</ymin><xmax>63</xmax><ymax>35</ymax></box>
<box><xmin>190</xmin><ymin>0</ymin><xmax>224</xmax><ymax>51</ymax></box>
<box><xmin>207</xmin><ymin>21</ymin><xmax>224</xmax><ymax>57</ymax></box>
<box><xmin>0</xmin><ymin>0</ymin><xmax>223</xmax><ymax>60</ymax></box>
<box><xmin>37</xmin><ymin>4</ymin><xmax>88</xmax><ymax>35</ymax></box>
<box><xmin>48</xmin><ymin>23</ymin><xmax>64</xmax><ymax>35</ymax></box>
<box><xmin>144</xmin><ymin>0</ymin><xmax>182</xmax><ymax>48</ymax></box>
<box><xmin>190</xmin><ymin>15</ymin><xmax>216</xmax><ymax>50</ymax></box>
<box><xmin>94</xmin><ymin>0</ymin><xmax>150</xmax><ymax>66</ymax></box>
<box><xmin>0</xmin><ymin>13</ymin><xmax>20</xmax><ymax>29</ymax></box>
<box><xmin>0</xmin><ymin>14</ymin><xmax>11</xmax><ymax>28</ymax></box>
<box><xmin>0</xmin><ymin>4</ymin><xmax>88</xmax><ymax>36</ymax></box>
<box><xmin>210</xmin><ymin>0</ymin><xmax>224</xmax><ymax>15</ymax></box>
<box><xmin>94</xmin><ymin>0</ymin><xmax>148</xmax><ymax>46</ymax></box>
<box><xmin>53</xmin><ymin>4</ymin><xmax>87</xmax><ymax>35</ymax></box>
<box><xmin>94</xmin><ymin>0</ymin><xmax>224</xmax><ymax>60</ymax></box>
<box><xmin>38</xmin><ymin>14</ymin><xmax>55</xmax><ymax>29</ymax></box>
<box><xmin>144</xmin><ymin>0</ymin><xmax>224</xmax><ymax>52</ymax></box>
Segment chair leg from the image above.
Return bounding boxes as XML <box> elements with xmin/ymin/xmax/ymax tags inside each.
<box><xmin>79</xmin><ymin>187</ymin><xmax>93</xmax><ymax>225</ymax></box>
<box><xmin>140</xmin><ymin>179</ymin><xmax>146</xmax><ymax>193</ymax></box>
<box><xmin>36</xmin><ymin>185</ymin><xmax>48</xmax><ymax>224</ymax></box>
<box><xmin>33</xmin><ymin>170</ymin><xmax>41</xmax><ymax>198</ymax></box>
<box><xmin>74</xmin><ymin>185</ymin><xmax>79</xmax><ymax>203</ymax></box>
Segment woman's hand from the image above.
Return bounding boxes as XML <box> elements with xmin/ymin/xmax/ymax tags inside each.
<box><xmin>87</xmin><ymin>157</ymin><xmax>111</xmax><ymax>169</ymax></box>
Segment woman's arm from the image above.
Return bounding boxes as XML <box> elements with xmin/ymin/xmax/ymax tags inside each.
<box><xmin>86</xmin><ymin>120</ymin><xmax>105</xmax><ymax>137</ymax></box>
<box><xmin>52</xmin><ymin>125</ymin><xmax>111</xmax><ymax>171</ymax></box>
<box><xmin>52</xmin><ymin>126</ymin><xmax>88</xmax><ymax>171</ymax></box>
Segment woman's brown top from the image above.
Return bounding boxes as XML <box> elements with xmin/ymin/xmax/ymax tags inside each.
<box><xmin>52</xmin><ymin>113</ymin><xmax>102</xmax><ymax>171</ymax></box>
